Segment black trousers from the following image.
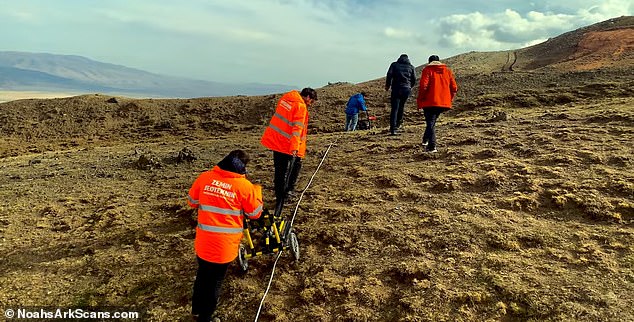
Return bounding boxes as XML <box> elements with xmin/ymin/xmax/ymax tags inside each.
<box><xmin>192</xmin><ymin>257</ymin><xmax>230</xmax><ymax>322</ymax></box>
<box><xmin>389</xmin><ymin>87</ymin><xmax>411</xmax><ymax>133</ymax></box>
<box><xmin>422</xmin><ymin>107</ymin><xmax>447</xmax><ymax>150</ymax></box>
<box><xmin>273</xmin><ymin>151</ymin><xmax>302</xmax><ymax>205</ymax></box>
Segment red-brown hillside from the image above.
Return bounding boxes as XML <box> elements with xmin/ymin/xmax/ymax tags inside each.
<box><xmin>442</xmin><ymin>16</ymin><xmax>634</xmax><ymax>74</ymax></box>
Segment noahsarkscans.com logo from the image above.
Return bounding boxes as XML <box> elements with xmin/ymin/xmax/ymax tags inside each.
<box><xmin>4</xmin><ymin>307</ymin><xmax>142</xmax><ymax>319</ymax></box>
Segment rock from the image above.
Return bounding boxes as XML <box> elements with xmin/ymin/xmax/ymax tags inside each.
<box><xmin>177</xmin><ymin>147</ymin><xmax>197</xmax><ymax>162</ymax></box>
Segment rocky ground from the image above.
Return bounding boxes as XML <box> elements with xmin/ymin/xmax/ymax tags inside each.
<box><xmin>1</xmin><ymin>18</ymin><xmax>633</xmax><ymax>322</ymax></box>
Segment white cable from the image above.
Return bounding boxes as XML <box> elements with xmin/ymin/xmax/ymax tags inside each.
<box><xmin>288</xmin><ymin>137</ymin><xmax>338</xmax><ymax>228</ymax></box>
<box><xmin>254</xmin><ymin>133</ymin><xmax>342</xmax><ymax>322</ymax></box>
<box><xmin>253</xmin><ymin>251</ymin><xmax>282</xmax><ymax>321</ymax></box>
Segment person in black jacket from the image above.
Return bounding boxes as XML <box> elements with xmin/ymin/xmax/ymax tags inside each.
<box><xmin>385</xmin><ymin>54</ymin><xmax>417</xmax><ymax>135</ymax></box>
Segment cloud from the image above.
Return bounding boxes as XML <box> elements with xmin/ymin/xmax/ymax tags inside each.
<box><xmin>4</xmin><ymin>11</ymin><xmax>37</xmax><ymax>22</ymax></box>
<box><xmin>437</xmin><ymin>1</ymin><xmax>633</xmax><ymax>52</ymax></box>
<box><xmin>0</xmin><ymin>2</ymin><xmax>49</xmax><ymax>24</ymax></box>
<box><xmin>226</xmin><ymin>29</ymin><xmax>273</xmax><ymax>41</ymax></box>
<box><xmin>384</xmin><ymin>27</ymin><xmax>413</xmax><ymax>39</ymax></box>
<box><xmin>438</xmin><ymin>9</ymin><xmax>577</xmax><ymax>50</ymax></box>
<box><xmin>522</xmin><ymin>38</ymin><xmax>549</xmax><ymax>48</ymax></box>
<box><xmin>576</xmin><ymin>0</ymin><xmax>633</xmax><ymax>21</ymax></box>
<box><xmin>491</xmin><ymin>10</ymin><xmax>574</xmax><ymax>43</ymax></box>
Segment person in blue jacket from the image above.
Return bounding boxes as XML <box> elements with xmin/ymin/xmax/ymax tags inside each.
<box><xmin>344</xmin><ymin>92</ymin><xmax>368</xmax><ymax>131</ymax></box>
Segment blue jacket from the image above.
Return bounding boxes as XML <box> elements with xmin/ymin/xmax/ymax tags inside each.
<box><xmin>345</xmin><ymin>93</ymin><xmax>367</xmax><ymax>115</ymax></box>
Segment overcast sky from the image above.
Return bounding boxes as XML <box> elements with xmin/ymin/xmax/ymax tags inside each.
<box><xmin>0</xmin><ymin>0</ymin><xmax>631</xmax><ymax>88</ymax></box>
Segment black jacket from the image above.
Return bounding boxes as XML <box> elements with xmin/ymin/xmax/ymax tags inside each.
<box><xmin>385</xmin><ymin>55</ymin><xmax>416</xmax><ymax>91</ymax></box>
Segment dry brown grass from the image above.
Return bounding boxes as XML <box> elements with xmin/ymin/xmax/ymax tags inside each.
<box><xmin>1</xmin><ymin>85</ymin><xmax>632</xmax><ymax>321</ymax></box>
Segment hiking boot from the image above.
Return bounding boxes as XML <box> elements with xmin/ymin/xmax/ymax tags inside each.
<box><xmin>426</xmin><ymin>148</ymin><xmax>438</xmax><ymax>153</ymax></box>
<box><xmin>422</xmin><ymin>141</ymin><xmax>428</xmax><ymax>147</ymax></box>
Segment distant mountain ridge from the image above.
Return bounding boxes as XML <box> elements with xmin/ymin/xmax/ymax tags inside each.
<box><xmin>0</xmin><ymin>51</ymin><xmax>295</xmax><ymax>98</ymax></box>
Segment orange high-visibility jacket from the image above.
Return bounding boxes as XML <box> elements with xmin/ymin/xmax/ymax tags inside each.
<box><xmin>188</xmin><ymin>166</ymin><xmax>263</xmax><ymax>263</ymax></box>
<box><xmin>260</xmin><ymin>90</ymin><xmax>309</xmax><ymax>158</ymax></box>
<box><xmin>416</xmin><ymin>61</ymin><xmax>458</xmax><ymax>110</ymax></box>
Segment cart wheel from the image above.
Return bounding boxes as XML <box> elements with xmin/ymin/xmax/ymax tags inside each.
<box><xmin>289</xmin><ymin>232</ymin><xmax>300</xmax><ymax>261</ymax></box>
<box><xmin>238</xmin><ymin>244</ymin><xmax>248</xmax><ymax>271</ymax></box>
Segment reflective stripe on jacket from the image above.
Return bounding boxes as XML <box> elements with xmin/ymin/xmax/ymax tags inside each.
<box><xmin>188</xmin><ymin>166</ymin><xmax>263</xmax><ymax>263</ymax></box>
<box><xmin>260</xmin><ymin>90</ymin><xmax>309</xmax><ymax>158</ymax></box>
<box><xmin>416</xmin><ymin>61</ymin><xmax>458</xmax><ymax>109</ymax></box>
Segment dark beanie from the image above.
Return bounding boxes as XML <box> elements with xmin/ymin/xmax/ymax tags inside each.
<box><xmin>217</xmin><ymin>150</ymin><xmax>249</xmax><ymax>174</ymax></box>
<box><xmin>428</xmin><ymin>55</ymin><xmax>440</xmax><ymax>63</ymax></box>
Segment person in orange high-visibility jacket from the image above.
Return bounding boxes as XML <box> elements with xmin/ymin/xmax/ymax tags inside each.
<box><xmin>261</xmin><ymin>88</ymin><xmax>317</xmax><ymax>208</ymax></box>
<box><xmin>416</xmin><ymin>55</ymin><xmax>458</xmax><ymax>153</ymax></box>
<box><xmin>187</xmin><ymin>150</ymin><xmax>263</xmax><ymax>322</ymax></box>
